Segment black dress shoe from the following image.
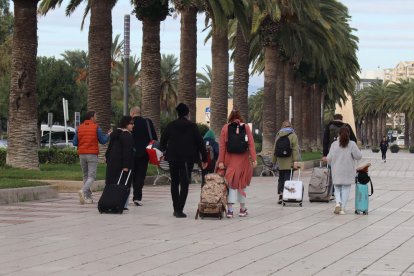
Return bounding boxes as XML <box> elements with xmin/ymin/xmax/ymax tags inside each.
<box><xmin>175</xmin><ymin>212</ymin><xmax>187</xmax><ymax>218</ymax></box>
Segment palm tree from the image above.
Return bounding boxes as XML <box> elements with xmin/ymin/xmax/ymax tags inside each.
<box><xmin>39</xmin><ymin>0</ymin><xmax>117</xmax><ymax>133</ymax></box>
<box><xmin>196</xmin><ymin>65</ymin><xmax>212</xmax><ymax>98</ymax></box>
<box><xmin>7</xmin><ymin>0</ymin><xmax>39</xmax><ymax>169</ymax></box>
<box><xmin>173</xmin><ymin>0</ymin><xmax>203</xmax><ymax>122</ymax></box>
<box><xmin>160</xmin><ymin>54</ymin><xmax>179</xmax><ymax>116</ymax></box>
<box><xmin>133</xmin><ymin>0</ymin><xmax>171</xmax><ymax>136</ymax></box>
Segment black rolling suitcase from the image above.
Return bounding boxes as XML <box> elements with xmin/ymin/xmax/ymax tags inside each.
<box><xmin>98</xmin><ymin>170</ymin><xmax>131</xmax><ymax>214</ymax></box>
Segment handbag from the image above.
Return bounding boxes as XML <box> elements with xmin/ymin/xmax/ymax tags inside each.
<box><xmin>145</xmin><ymin>119</ymin><xmax>162</xmax><ymax>165</ymax></box>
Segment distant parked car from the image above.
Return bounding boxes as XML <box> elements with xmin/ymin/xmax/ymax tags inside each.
<box><xmin>40</xmin><ymin>131</ymin><xmax>75</xmax><ymax>148</ymax></box>
<box><xmin>0</xmin><ymin>139</ymin><xmax>7</xmax><ymax>148</ymax></box>
<box><xmin>396</xmin><ymin>135</ymin><xmax>405</xmax><ymax>148</ymax></box>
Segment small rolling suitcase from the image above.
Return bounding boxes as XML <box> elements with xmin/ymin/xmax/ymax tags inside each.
<box><xmin>195</xmin><ymin>173</ymin><xmax>227</xmax><ymax>220</ymax></box>
<box><xmin>282</xmin><ymin>168</ymin><xmax>304</xmax><ymax>207</ymax></box>
<box><xmin>308</xmin><ymin>162</ymin><xmax>333</xmax><ymax>202</ymax></box>
<box><xmin>355</xmin><ymin>165</ymin><xmax>373</xmax><ymax>215</ymax></box>
<box><xmin>98</xmin><ymin>170</ymin><xmax>131</xmax><ymax>214</ymax></box>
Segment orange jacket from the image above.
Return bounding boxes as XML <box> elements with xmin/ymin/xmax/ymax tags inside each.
<box><xmin>77</xmin><ymin>120</ymin><xmax>99</xmax><ymax>155</ymax></box>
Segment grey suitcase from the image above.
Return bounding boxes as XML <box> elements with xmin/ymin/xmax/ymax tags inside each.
<box><xmin>308</xmin><ymin>162</ymin><xmax>332</xmax><ymax>202</ymax></box>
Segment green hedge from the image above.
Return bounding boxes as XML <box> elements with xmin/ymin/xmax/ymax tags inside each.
<box><xmin>0</xmin><ymin>148</ymin><xmax>79</xmax><ymax>166</ymax></box>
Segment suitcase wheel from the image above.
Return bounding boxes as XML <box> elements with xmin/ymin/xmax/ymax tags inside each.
<box><xmin>299</xmin><ymin>203</ymin><xmax>302</xmax><ymax>207</ymax></box>
<box><xmin>363</xmin><ymin>211</ymin><xmax>368</xmax><ymax>215</ymax></box>
<box><xmin>282</xmin><ymin>202</ymin><xmax>286</xmax><ymax>207</ymax></box>
<box><xmin>355</xmin><ymin>210</ymin><xmax>359</xmax><ymax>214</ymax></box>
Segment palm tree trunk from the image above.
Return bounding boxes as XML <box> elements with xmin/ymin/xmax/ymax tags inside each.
<box><xmin>301</xmin><ymin>85</ymin><xmax>311</xmax><ymax>151</ymax></box>
<box><xmin>315</xmin><ymin>85</ymin><xmax>322</xmax><ymax>149</ymax></box>
<box><xmin>404</xmin><ymin>113</ymin><xmax>409</xmax><ymax>148</ymax></box>
<box><xmin>261</xmin><ymin>46</ymin><xmax>278</xmax><ymax>155</ymax></box>
<box><xmin>293</xmin><ymin>77</ymin><xmax>303</xmax><ymax>146</ymax></box>
<box><xmin>210</xmin><ymin>24</ymin><xmax>229</xmax><ymax>138</ymax></box>
<box><xmin>410</xmin><ymin>118</ymin><xmax>414</xmax><ymax>148</ymax></box>
<box><xmin>275</xmin><ymin>57</ymin><xmax>285</xmax><ymax>130</ymax></box>
<box><xmin>88</xmin><ymin>0</ymin><xmax>114</xmax><ymax>133</ymax></box>
<box><xmin>178</xmin><ymin>6</ymin><xmax>197</xmax><ymax>122</ymax></box>
<box><xmin>284</xmin><ymin>63</ymin><xmax>293</xmax><ymax>120</ymax></box>
<box><xmin>363</xmin><ymin>117</ymin><xmax>368</xmax><ymax>146</ymax></box>
<box><xmin>367</xmin><ymin>115</ymin><xmax>373</xmax><ymax>147</ymax></box>
<box><xmin>141</xmin><ymin>18</ymin><xmax>161</xmax><ymax>136</ymax></box>
<box><xmin>233</xmin><ymin>22</ymin><xmax>250</xmax><ymax>122</ymax></box>
<box><xmin>372</xmin><ymin>115</ymin><xmax>378</xmax><ymax>147</ymax></box>
<box><xmin>7</xmin><ymin>0</ymin><xmax>39</xmax><ymax>169</ymax></box>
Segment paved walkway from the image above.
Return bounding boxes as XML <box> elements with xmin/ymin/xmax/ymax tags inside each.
<box><xmin>0</xmin><ymin>150</ymin><xmax>413</xmax><ymax>276</ymax></box>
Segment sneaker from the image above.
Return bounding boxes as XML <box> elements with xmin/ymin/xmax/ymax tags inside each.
<box><xmin>123</xmin><ymin>207</ymin><xmax>129</xmax><ymax>213</ymax></box>
<box><xmin>239</xmin><ymin>208</ymin><xmax>248</xmax><ymax>217</ymax></box>
<box><xmin>384</xmin><ymin>160</ymin><xmax>386</xmax><ymax>163</ymax></box>
<box><xmin>133</xmin><ymin>200</ymin><xmax>143</xmax><ymax>206</ymax></box>
<box><xmin>84</xmin><ymin>197</ymin><xmax>93</xmax><ymax>204</ymax></box>
<box><xmin>175</xmin><ymin>212</ymin><xmax>187</xmax><ymax>218</ymax></box>
<box><xmin>226</xmin><ymin>210</ymin><xmax>234</xmax><ymax>218</ymax></box>
<box><xmin>334</xmin><ymin>203</ymin><xmax>341</xmax><ymax>214</ymax></box>
<box><xmin>339</xmin><ymin>210</ymin><xmax>346</xmax><ymax>215</ymax></box>
<box><xmin>330</xmin><ymin>195</ymin><xmax>335</xmax><ymax>201</ymax></box>
<box><xmin>78</xmin><ymin>190</ymin><xmax>85</xmax><ymax>205</ymax></box>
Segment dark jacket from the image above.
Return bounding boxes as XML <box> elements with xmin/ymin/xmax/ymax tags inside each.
<box><xmin>204</xmin><ymin>137</ymin><xmax>219</xmax><ymax>161</ymax></box>
<box><xmin>131</xmin><ymin>116</ymin><xmax>157</xmax><ymax>158</ymax></box>
<box><xmin>160</xmin><ymin>117</ymin><xmax>207</xmax><ymax>163</ymax></box>
<box><xmin>323</xmin><ymin>120</ymin><xmax>357</xmax><ymax>156</ymax></box>
<box><xmin>380</xmin><ymin>140</ymin><xmax>389</xmax><ymax>151</ymax></box>
<box><xmin>105</xmin><ymin>129</ymin><xmax>134</xmax><ymax>185</ymax></box>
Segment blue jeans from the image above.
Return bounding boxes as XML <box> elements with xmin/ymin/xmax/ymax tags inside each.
<box><xmin>334</xmin><ymin>184</ymin><xmax>351</xmax><ymax>210</ymax></box>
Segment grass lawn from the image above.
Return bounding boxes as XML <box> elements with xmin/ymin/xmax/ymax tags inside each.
<box><xmin>0</xmin><ymin>178</ymin><xmax>48</xmax><ymax>189</ymax></box>
<box><xmin>0</xmin><ymin>163</ymin><xmax>158</xmax><ymax>182</ymax></box>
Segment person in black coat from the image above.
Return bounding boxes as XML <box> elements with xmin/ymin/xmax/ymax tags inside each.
<box><xmin>160</xmin><ymin>103</ymin><xmax>208</xmax><ymax>218</ymax></box>
<box><xmin>105</xmin><ymin>116</ymin><xmax>135</xmax><ymax>210</ymax></box>
<box><xmin>130</xmin><ymin>106</ymin><xmax>157</xmax><ymax>206</ymax></box>
<box><xmin>379</xmin><ymin>136</ymin><xmax>389</xmax><ymax>162</ymax></box>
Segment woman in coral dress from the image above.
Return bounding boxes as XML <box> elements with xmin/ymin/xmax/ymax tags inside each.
<box><xmin>217</xmin><ymin>110</ymin><xmax>257</xmax><ymax>218</ymax></box>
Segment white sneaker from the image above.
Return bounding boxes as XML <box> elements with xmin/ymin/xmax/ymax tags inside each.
<box><xmin>78</xmin><ymin>190</ymin><xmax>85</xmax><ymax>205</ymax></box>
<box><xmin>133</xmin><ymin>200</ymin><xmax>143</xmax><ymax>206</ymax></box>
<box><xmin>84</xmin><ymin>198</ymin><xmax>93</xmax><ymax>204</ymax></box>
<box><xmin>339</xmin><ymin>210</ymin><xmax>345</xmax><ymax>215</ymax></box>
<box><xmin>334</xmin><ymin>203</ymin><xmax>341</xmax><ymax>214</ymax></box>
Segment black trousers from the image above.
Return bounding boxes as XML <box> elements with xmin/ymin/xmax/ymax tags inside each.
<box><xmin>132</xmin><ymin>155</ymin><xmax>149</xmax><ymax>201</ymax></box>
<box><xmin>278</xmin><ymin>170</ymin><xmax>292</xmax><ymax>194</ymax></box>
<box><xmin>169</xmin><ymin>161</ymin><xmax>193</xmax><ymax>212</ymax></box>
<box><xmin>381</xmin><ymin>149</ymin><xmax>387</xmax><ymax>160</ymax></box>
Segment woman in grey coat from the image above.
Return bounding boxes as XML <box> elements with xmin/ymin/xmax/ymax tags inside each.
<box><xmin>327</xmin><ymin>126</ymin><xmax>362</xmax><ymax>215</ymax></box>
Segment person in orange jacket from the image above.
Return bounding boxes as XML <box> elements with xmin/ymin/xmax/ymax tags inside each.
<box><xmin>73</xmin><ymin>111</ymin><xmax>110</xmax><ymax>204</ymax></box>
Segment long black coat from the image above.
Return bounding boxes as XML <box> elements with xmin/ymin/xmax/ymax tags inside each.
<box><xmin>131</xmin><ymin>116</ymin><xmax>157</xmax><ymax>158</ymax></box>
<box><xmin>105</xmin><ymin>129</ymin><xmax>134</xmax><ymax>185</ymax></box>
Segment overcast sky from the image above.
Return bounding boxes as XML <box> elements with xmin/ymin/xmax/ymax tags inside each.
<box><xmin>23</xmin><ymin>0</ymin><xmax>414</xmax><ymax>88</ymax></box>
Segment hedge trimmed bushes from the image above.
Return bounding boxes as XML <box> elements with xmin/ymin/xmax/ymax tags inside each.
<box><xmin>0</xmin><ymin>148</ymin><xmax>79</xmax><ymax>166</ymax></box>
<box><xmin>390</xmin><ymin>144</ymin><xmax>400</xmax><ymax>153</ymax></box>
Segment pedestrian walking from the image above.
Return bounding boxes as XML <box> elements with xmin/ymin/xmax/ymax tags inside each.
<box><xmin>327</xmin><ymin>126</ymin><xmax>362</xmax><ymax>215</ymax></box>
<box><xmin>201</xmin><ymin>129</ymin><xmax>219</xmax><ymax>186</ymax></box>
<box><xmin>104</xmin><ymin>116</ymin><xmax>135</xmax><ymax>211</ymax></box>
<box><xmin>322</xmin><ymin>113</ymin><xmax>357</xmax><ymax>200</ymax></box>
<box><xmin>130</xmin><ymin>106</ymin><xmax>157</xmax><ymax>206</ymax></box>
<box><xmin>379</xmin><ymin>136</ymin><xmax>389</xmax><ymax>163</ymax></box>
<box><xmin>73</xmin><ymin>111</ymin><xmax>110</xmax><ymax>204</ymax></box>
<box><xmin>272</xmin><ymin>121</ymin><xmax>300</xmax><ymax>205</ymax></box>
<box><xmin>217</xmin><ymin>109</ymin><xmax>257</xmax><ymax>218</ymax></box>
<box><xmin>160</xmin><ymin>103</ymin><xmax>208</xmax><ymax>218</ymax></box>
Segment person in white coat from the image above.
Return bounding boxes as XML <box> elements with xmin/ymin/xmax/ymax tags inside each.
<box><xmin>327</xmin><ymin>126</ymin><xmax>362</xmax><ymax>215</ymax></box>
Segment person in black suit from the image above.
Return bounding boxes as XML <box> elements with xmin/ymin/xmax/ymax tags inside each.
<box><xmin>160</xmin><ymin>103</ymin><xmax>208</xmax><ymax>218</ymax></box>
<box><xmin>130</xmin><ymin>106</ymin><xmax>157</xmax><ymax>206</ymax></box>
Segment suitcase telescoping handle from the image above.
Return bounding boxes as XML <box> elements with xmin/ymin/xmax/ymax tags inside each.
<box><xmin>290</xmin><ymin>167</ymin><xmax>301</xmax><ymax>181</ymax></box>
<box><xmin>319</xmin><ymin>160</ymin><xmax>329</xmax><ymax>168</ymax></box>
<box><xmin>117</xmin><ymin>170</ymin><xmax>132</xmax><ymax>185</ymax></box>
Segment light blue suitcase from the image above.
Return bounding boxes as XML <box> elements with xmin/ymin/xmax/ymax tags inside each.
<box><xmin>355</xmin><ymin>183</ymin><xmax>369</xmax><ymax>215</ymax></box>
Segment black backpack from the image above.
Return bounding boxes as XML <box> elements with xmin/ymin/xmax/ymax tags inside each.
<box><xmin>226</xmin><ymin>122</ymin><xmax>248</xmax><ymax>154</ymax></box>
<box><xmin>328</xmin><ymin>123</ymin><xmax>341</xmax><ymax>147</ymax></box>
<box><xmin>275</xmin><ymin>133</ymin><xmax>292</xmax><ymax>157</ymax></box>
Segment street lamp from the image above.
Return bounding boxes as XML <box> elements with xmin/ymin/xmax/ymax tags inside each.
<box><xmin>123</xmin><ymin>15</ymin><xmax>130</xmax><ymax>116</ymax></box>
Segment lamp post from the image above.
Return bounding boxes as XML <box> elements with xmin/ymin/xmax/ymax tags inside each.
<box><xmin>123</xmin><ymin>15</ymin><xmax>130</xmax><ymax>116</ymax></box>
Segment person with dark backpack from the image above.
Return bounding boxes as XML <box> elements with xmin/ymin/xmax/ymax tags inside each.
<box><xmin>217</xmin><ymin>109</ymin><xmax>257</xmax><ymax>218</ymax></box>
<box><xmin>272</xmin><ymin>121</ymin><xmax>300</xmax><ymax>204</ymax></box>
<box><xmin>201</xmin><ymin>129</ymin><xmax>219</xmax><ymax>186</ymax></box>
